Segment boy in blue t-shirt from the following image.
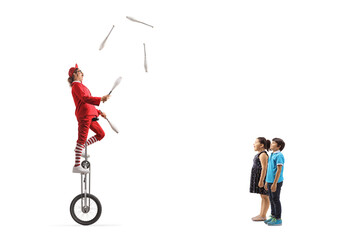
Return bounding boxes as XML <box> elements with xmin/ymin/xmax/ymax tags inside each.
<box><xmin>264</xmin><ymin>138</ymin><xmax>285</xmax><ymax>226</ymax></box>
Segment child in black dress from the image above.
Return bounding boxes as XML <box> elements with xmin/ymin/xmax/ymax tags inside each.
<box><xmin>250</xmin><ymin>137</ymin><xmax>270</xmax><ymax>221</ymax></box>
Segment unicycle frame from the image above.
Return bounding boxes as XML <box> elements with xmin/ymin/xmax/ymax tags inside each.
<box><xmin>70</xmin><ymin>117</ymin><xmax>102</xmax><ymax>225</ymax></box>
<box><xmin>81</xmin><ymin>143</ymin><xmax>91</xmax><ymax>213</ymax></box>
<box><xmin>70</xmin><ymin>141</ymin><xmax>102</xmax><ymax>225</ymax></box>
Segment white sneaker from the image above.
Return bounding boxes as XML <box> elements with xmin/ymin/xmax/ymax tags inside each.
<box><xmin>72</xmin><ymin>165</ymin><xmax>90</xmax><ymax>174</ymax></box>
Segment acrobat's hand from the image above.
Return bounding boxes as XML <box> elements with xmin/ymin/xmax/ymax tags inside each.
<box><xmin>100</xmin><ymin>111</ymin><xmax>107</xmax><ymax>119</ymax></box>
<box><xmin>101</xmin><ymin>95</ymin><xmax>111</xmax><ymax>103</ymax></box>
<box><xmin>264</xmin><ymin>182</ymin><xmax>268</xmax><ymax>191</ymax></box>
<box><xmin>258</xmin><ymin>181</ymin><xmax>264</xmax><ymax>188</ymax></box>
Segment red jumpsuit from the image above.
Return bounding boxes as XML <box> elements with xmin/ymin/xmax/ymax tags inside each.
<box><xmin>71</xmin><ymin>81</ymin><xmax>105</xmax><ymax>145</ymax></box>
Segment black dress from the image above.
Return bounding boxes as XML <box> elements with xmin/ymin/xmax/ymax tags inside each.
<box><xmin>250</xmin><ymin>151</ymin><xmax>268</xmax><ymax>195</ymax></box>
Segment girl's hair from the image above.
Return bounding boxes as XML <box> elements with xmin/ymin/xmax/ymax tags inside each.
<box><xmin>257</xmin><ymin>137</ymin><xmax>270</xmax><ymax>151</ymax></box>
<box><xmin>67</xmin><ymin>76</ymin><xmax>74</xmax><ymax>87</ymax></box>
<box><xmin>67</xmin><ymin>69</ymin><xmax>83</xmax><ymax>87</ymax></box>
<box><xmin>272</xmin><ymin>138</ymin><xmax>285</xmax><ymax>151</ymax></box>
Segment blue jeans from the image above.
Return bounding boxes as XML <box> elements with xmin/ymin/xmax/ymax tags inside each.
<box><xmin>268</xmin><ymin>182</ymin><xmax>283</xmax><ymax>219</ymax></box>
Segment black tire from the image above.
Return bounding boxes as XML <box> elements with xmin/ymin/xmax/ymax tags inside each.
<box><xmin>70</xmin><ymin>194</ymin><xmax>102</xmax><ymax>225</ymax></box>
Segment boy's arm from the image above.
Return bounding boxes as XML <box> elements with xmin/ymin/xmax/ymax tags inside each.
<box><xmin>272</xmin><ymin>154</ymin><xmax>284</xmax><ymax>186</ymax></box>
<box><xmin>270</xmin><ymin>165</ymin><xmax>282</xmax><ymax>192</ymax></box>
<box><xmin>273</xmin><ymin>165</ymin><xmax>282</xmax><ymax>185</ymax></box>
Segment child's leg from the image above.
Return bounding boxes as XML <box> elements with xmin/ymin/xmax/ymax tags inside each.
<box><xmin>251</xmin><ymin>194</ymin><xmax>268</xmax><ymax>220</ymax></box>
<box><xmin>268</xmin><ymin>183</ymin><xmax>276</xmax><ymax>217</ymax></box>
<box><xmin>85</xmin><ymin>121</ymin><xmax>105</xmax><ymax>147</ymax></box>
<box><xmin>260</xmin><ymin>194</ymin><xmax>270</xmax><ymax>218</ymax></box>
<box><xmin>75</xmin><ymin>117</ymin><xmax>92</xmax><ymax>166</ymax></box>
<box><xmin>272</xmin><ymin>182</ymin><xmax>283</xmax><ymax>219</ymax></box>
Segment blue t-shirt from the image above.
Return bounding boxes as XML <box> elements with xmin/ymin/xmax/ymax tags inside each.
<box><xmin>265</xmin><ymin>151</ymin><xmax>285</xmax><ymax>183</ymax></box>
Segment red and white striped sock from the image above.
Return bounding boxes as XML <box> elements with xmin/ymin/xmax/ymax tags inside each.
<box><xmin>74</xmin><ymin>143</ymin><xmax>85</xmax><ymax>167</ymax></box>
<box><xmin>86</xmin><ymin>136</ymin><xmax>99</xmax><ymax>147</ymax></box>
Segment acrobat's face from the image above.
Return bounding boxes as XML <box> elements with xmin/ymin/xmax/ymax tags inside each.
<box><xmin>253</xmin><ymin>138</ymin><xmax>263</xmax><ymax>151</ymax></box>
<box><xmin>74</xmin><ymin>69</ymin><xmax>84</xmax><ymax>82</ymax></box>
<box><xmin>270</xmin><ymin>141</ymin><xmax>280</xmax><ymax>152</ymax></box>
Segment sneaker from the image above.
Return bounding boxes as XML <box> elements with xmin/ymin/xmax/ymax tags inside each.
<box><xmin>72</xmin><ymin>165</ymin><xmax>90</xmax><ymax>174</ymax></box>
<box><xmin>267</xmin><ymin>218</ymin><xmax>282</xmax><ymax>226</ymax></box>
<box><xmin>264</xmin><ymin>216</ymin><xmax>274</xmax><ymax>224</ymax></box>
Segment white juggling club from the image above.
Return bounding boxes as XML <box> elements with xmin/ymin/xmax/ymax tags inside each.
<box><xmin>126</xmin><ymin>16</ymin><xmax>154</xmax><ymax>28</ymax></box>
<box><xmin>108</xmin><ymin>76</ymin><xmax>122</xmax><ymax>95</ymax></box>
<box><xmin>99</xmin><ymin>25</ymin><xmax>115</xmax><ymax>51</ymax></box>
<box><xmin>143</xmin><ymin>43</ymin><xmax>148</xmax><ymax>72</ymax></box>
<box><xmin>105</xmin><ymin>117</ymin><xmax>119</xmax><ymax>134</ymax></box>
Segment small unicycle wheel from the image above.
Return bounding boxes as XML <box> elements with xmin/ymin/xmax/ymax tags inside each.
<box><xmin>70</xmin><ymin>193</ymin><xmax>102</xmax><ymax>225</ymax></box>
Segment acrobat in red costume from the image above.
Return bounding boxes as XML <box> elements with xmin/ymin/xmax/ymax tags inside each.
<box><xmin>68</xmin><ymin>64</ymin><xmax>110</xmax><ymax>173</ymax></box>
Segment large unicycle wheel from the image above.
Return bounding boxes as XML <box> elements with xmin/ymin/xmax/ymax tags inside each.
<box><xmin>70</xmin><ymin>193</ymin><xmax>102</xmax><ymax>225</ymax></box>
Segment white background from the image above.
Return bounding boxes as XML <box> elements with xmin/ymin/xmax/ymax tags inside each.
<box><xmin>0</xmin><ymin>0</ymin><xmax>359</xmax><ymax>239</ymax></box>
